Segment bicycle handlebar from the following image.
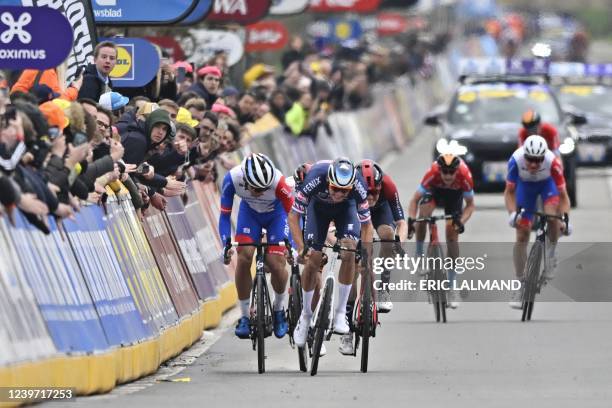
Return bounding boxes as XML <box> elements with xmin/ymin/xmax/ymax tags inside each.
<box><xmin>223</xmin><ymin>238</ymin><xmax>294</xmax><ymax>263</ymax></box>
<box><xmin>414</xmin><ymin>215</ymin><xmax>454</xmax><ymax>223</ymax></box>
<box><xmin>522</xmin><ymin>209</ymin><xmax>565</xmax><ymax>221</ymax></box>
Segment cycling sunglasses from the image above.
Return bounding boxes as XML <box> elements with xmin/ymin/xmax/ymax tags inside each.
<box><xmin>248</xmin><ymin>184</ymin><xmax>269</xmax><ymax>193</ymax></box>
<box><xmin>441</xmin><ymin>168</ymin><xmax>457</xmax><ymax>175</ymax></box>
<box><xmin>329</xmin><ymin>184</ymin><xmax>352</xmax><ymax>193</ymax></box>
<box><xmin>524</xmin><ymin>155</ymin><xmax>544</xmax><ymax>164</ymax></box>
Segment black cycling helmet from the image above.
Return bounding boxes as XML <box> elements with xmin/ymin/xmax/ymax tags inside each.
<box><xmin>521</xmin><ymin>109</ymin><xmax>541</xmax><ymax>129</ymax></box>
<box><xmin>293</xmin><ymin>162</ymin><xmax>312</xmax><ymax>185</ymax></box>
<box><xmin>436</xmin><ymin>153</ymin><xmax>460</xmax><ymax>171</ymax></box>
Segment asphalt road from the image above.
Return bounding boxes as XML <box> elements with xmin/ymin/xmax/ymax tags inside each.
<box><xmin>53</xmin><ymin>123</ymin><xmax>612</xmax><ymax>408</ymax></box>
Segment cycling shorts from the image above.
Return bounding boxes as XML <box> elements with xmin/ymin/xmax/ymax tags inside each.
<box><xmin>303</xmin><ymin>199</ymin><xmax>360</xmax><ymax>251</ymax></box>
<box><xmin>236</xmin><ymin>200</ymin><xmax>288</xmax><ymax>256</ymax></box>
<box><xmin>516</xmin><ymin>178</ymin><xmax>559</xmax><ymax>224</ymax></box>
<box><xmin>371</xmin><ymin>201</ymin><xmax>395</xmax><ymax>230</ymax></box>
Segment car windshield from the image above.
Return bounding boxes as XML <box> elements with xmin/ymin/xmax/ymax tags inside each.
<box><xmin>557</xmin><ymin>85</ymin><xmax>612</xmax><ymax>117</ymax></box>
<box><xmin>448</xmin><ymin>85</ymin><xmax>561</xmax><ymax>125</ymax></box>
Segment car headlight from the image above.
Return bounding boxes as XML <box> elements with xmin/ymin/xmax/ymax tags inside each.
<box><xmin>559</xmin><ymin>137</ymin><xmax>575</xmax><ymax>155</ymax></box>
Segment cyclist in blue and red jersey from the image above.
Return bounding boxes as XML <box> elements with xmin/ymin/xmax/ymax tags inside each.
<box><xmin>288</xmin><ymin>157</ymin><xmax>374</xmax><ymax>348</ymax></box>
<box><xmin>505</xmin><ymin>135</ymin><xmax>571</xmax><ymax>308</ymax></box>
<box><xmin>219</xmin><ymin>153</ymin><xmax>294</xmax><ymax>339</ymax></box>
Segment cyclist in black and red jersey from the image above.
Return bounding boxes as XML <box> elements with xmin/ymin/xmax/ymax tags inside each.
<box><xmin>337</xmin><ymin>160</ymin><xmax>408</xmax><ymax>355</ymax></box>
<box><xmin>407</xmin><ymin>153</ymin><xmax>475</xmax><ymax>309</ymax></box>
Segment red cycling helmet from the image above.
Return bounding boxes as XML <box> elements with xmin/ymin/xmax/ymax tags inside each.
<box><xmin>356</xmin><ymin>159</ymin><xmax>383</xmax><ymax>192</ymax></box>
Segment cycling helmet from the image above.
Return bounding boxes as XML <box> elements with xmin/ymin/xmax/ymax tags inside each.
<box><xmin>356</xmin><ymin>159</ymin><xmax>383</xmax><ymax>191</ymax></box>
<box><xmin>242</xmin><ymin>153</ymin><xmax>275</xmax><ymax>189</ymax></box>
<box><xmin>328</xmin><ymin>157</ymin><xmax>356</xmax><ymax>189</ymax></box>
<box><xmin>436</xmin><ymin>153</ymin><xmax>460</xmax><ymax>171</ymax></box>
<box><xmin>523</xmin><ymin>135</ymin><xmax>547</xmax><ymax>158</ymax></box>
<box><xmin>521</xmin><ymin>109</ymin><xmax>541</xmax><ymax>129</ymax></box>
<box><xmin>293</xmin><ymin>162</ymin><xmax>312</xmax><ymax>185</ymax></box>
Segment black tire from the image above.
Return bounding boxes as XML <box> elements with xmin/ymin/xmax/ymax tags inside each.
<box><xmin>289</xmin><ymin>274</ymin><xmax>308</xmax><ymax>372</ymax></box>
<box><xmin>311</xmin><ymin>280</ymin><xmax>333</xmax><ymax>376</ymax></box>
<box><xmin>521</xmin><ymin>241</ymin><xmax>543</xmax><ymax>322</ymax></box>
<box><xmin>360</xmin><ymin>271</ymin><xmax>372</xmax><ymax>373</ymax></box>
<box><xmin>256</xmin><ymin>273</ymin><xmax>266</xmax><ymax>374</ymax></box>
<box><xmin>428</xmin><ymin>244</ymin><xmax>445</xmax><ymax>323</ymax></box>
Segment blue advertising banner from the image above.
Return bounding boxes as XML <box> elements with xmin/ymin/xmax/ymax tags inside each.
<box><xmin>0</xmin><ymin>6</ymin><xmax>72</xmax><ymax>69</ymax></box>
<box><xmin>180</xmin><ymin>0</ymin><xmax>212</xmax><ymax>25</ymax></box>
<box><xmin>64</xmin><ymin>205</ymin><xmax>152</xmax><ymax>346</ymax></box>
<box><xmin>102</xmin><ymin>37</ymin><xmax>160</xmax><ymax>88</ymax></box>
<box><xmin>10</xmin><ymin>211</ymin><xmax>109</xmax><ymax>353</ymax></box>
<box><xmin>307</xmin><ymin>18</ymin><xmax>363</xmax><ymax>46</ymax></box>
<box><xmin>92</xmin><ymin>0</ymin><xmax>198</xmax><ymax>25</ymax></box>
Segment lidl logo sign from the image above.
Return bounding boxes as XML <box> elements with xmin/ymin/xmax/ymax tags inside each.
<box><xmin>110</xmin><ymin>44</ymin><xmax>134</xmax><ymax>80</ymax></box>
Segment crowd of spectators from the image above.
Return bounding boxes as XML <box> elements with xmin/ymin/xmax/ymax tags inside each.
<box><xmin>0</xmin><ymin>31</ymin><xmax>439</xmax><ymax>231</ymax></box>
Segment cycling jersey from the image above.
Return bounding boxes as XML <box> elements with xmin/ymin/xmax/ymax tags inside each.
<box><xmin>219</xmin><ymin>165</ymin><xmax>293</xmax><ymax>245</ymax></box>
<box><xmin>418</xmin><ymin>160</ymin><xmax>474</xmax><ymax>197</ymax></box>
<box><xmin>371</xmin><ymin>174</ymin><xmax>405</xmax><ymax>221</ymax></box>
<box><xmin>506</xmin><ymin>147</ymin><xmax>565</xmax><ymax>222</ymax></box>
<box><xmin>518</xmin><ymin>122</ymin><xmax>560</xmax><ymax>151</ymax></box>
<box><xmin>293</xmin><ymin>162</ymin><xmax>370</xmax><ymax>250</ymax></box>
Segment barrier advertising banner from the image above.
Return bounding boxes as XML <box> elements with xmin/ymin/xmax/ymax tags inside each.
<box><xmin>270</xmin><ymin>0</ymin><xmax>308</xmax><ymax>15</ymax></box>
<box><xmin>179</xmin><ymin>0</ymin><xmax>213</xmax><ymax>25</ymax></box>
<box><xmin>104</xmin><ymin>37</ymin><xmax>161</xmax><ymax>88</ymax></box>
<box><xmin>309</xmin><ymin>0</ymin><xmax>380</xmax><ymax>13</ymax></box>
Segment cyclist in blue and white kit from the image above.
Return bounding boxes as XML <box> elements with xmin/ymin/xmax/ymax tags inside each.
<box><xmin>504</xmin><ymin>135</ymin><xmax>571</xmax><ymax>308</ymax></box>
<box><xmin>219</xmin><ymin>153</ymin><xmax>294</xmax><ymax>339</ymax></box>
<box><xmin>288</xmin><ymin>157</ymin><xmax>374</xmax><ymax>347</ymax></box>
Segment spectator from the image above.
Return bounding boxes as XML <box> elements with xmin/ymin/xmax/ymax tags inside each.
<box><xmin>284</xmin><ymin>91</ymin><xmax>312</xmax><ymax>136</ymax></box>
<box><xmin>188</xmin><ymin>65</ymin><xmax>221</xmax><ymax>109</ymax></box>
<box><xmin>184</xmin><ymin>98</ymin><xmax>207</xmax><ymax>122</ymax></box>
<box><xmin>234</xmin><ymin>92</ymin><xmax>257</xmax><ymax>125</ymax></box>
<box><xmin>282</xmin><ymin>35</ymin><xmax>305</xmax><ymax>70</ymax></box>
<box><xmin>11</xmin><ymin>67</ymin><xmax>83</xmax><ymax>101</ymax></box>
<box><xmin>78</xmin><ymin>41</ymin><xmax>117</xmax><ymax>102</ymax></box>
<box><xmin>221</xmin><ymin>87</ymin><xmax>240</xmax><ymax>108</ymax></box>
<box><xmin>98</xmin><ymin>91</ymin><xmax>129</xmax><ymax>120</ymax></box>
<box><xmin>269</xmin><ymin>89</ymin><xmax>290</xmax><ymax>123</ymax></box>
<box><xmin>78</xmin><ymin>98</ymin><xmax>99</xmax><ymax>117</ymax></box>
<box><xmin>158</xmin><ymin>99</ymin><xmax>179</xmax><ymax>122</ymax></box>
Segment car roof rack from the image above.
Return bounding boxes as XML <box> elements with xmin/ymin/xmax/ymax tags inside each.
<box><xmin>460</xmin><ymin>75</ymin><xmax>550</xmax><ymax>85</ymax></box>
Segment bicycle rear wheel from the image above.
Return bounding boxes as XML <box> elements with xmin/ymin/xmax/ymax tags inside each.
<box><xmin>311</xmin><ymin>280</ymin><xmax>333</xmax><ymax>376</ymax></box>
<box><xmin>289</xmin><ymin>273</ymin><xmax>308</xmax><ymax>372</ymax></box>
<box><xmin>360</xmin><ymin>272</ymin><xmax>372</xmax><ymax>373</ymax></box>
<box><xmin>256</xmin><ymin>273</ymin><xmax>266</xmax><ymax>373</ymax></box>
<box><xmin>522</xmin><ymin>241</ymin><xmax>543</xmax><ymax>322</ymax></box>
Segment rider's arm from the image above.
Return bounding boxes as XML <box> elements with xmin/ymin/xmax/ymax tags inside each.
<box><xmin>462</xmin><ymin>194</ymin><xmax>475</xmax><ymax>224</ymax></box>
<box><xmin>408</xmin><ymin>188</ymin><xmax>425</xmax><ymax>219</ymax></box>
<box><xmin>274</xmin><ymin>175</ymin><xmax>294</xmax><ymax>214</ymax></box>
<box><xmin>288</xmin><ymin>210</ymin><xmax>304</xmax><ymax>253</ymax></box>
<box><xmin>551</xmin><ymin>157</ymin><xmax>570</xmax><ymax>213</ymax></box>
<box><xmin>218</xmin><ymin>172</ymin><xmax>236</xmax><ymax>244</ymax></box>
<box><xmin>505</xmin><ymin>156</ymin><xmax>519</xmax><ymax>213</ymax></box>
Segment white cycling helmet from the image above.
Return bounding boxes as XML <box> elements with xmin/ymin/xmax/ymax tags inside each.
<box><xmin>242</xmin><ymin>153</ymin><xmax>275</xmax><ymax>189</ymax></box>
<box><xmin>524</xmin><ymin>135</ymin><xmax>547</xmax><ymax>158</ymax></box>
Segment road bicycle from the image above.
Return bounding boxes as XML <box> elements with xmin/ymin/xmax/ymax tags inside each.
<box><xmin>414</xmin><ymin>214</ymin><xmax>455</xmax><ymax>323</ymax></box>
<box><xmin>520</xmin><ymin>210</ymin><xmax>565</xmax><ymax>322</ymax></box>
<box><xmin>224</xmin><ymin>239</ymin><xmax>292</xmax><ymax>374</ymax></box>
<box><xmin>308</xmin><ymin>241</ymin><xmax>360</xmax><ymax>376</ymax></box>
<box><xmin>287</xmin><ymin>248</ymin><xmax>308</xmax><ymax>372</ymax></box>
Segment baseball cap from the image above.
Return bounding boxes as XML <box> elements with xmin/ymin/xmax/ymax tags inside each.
<box><xmin>31</xmin><ymin>84</ymin><xmax>60</xmax><ymax>104</ymax></box>
<box><xmin>39</xmin><ymin>101</ymin><xmax>69</xmax><ymax>131</ymax></box>
<box><xmin>197</xmin><ymin>65</ymin><xmax>222</xmax><ymax>78</ymax></box>
<box><xmin>99</xmin><ymin>91</ymin><xmax>129</xmax><ymax>111</ymax></box>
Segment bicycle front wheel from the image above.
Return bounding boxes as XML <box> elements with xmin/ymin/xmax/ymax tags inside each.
<box><xmin>256</xmin><ymin>273</ymin><xmax>266</xmax><ymax>373</ymax></box>
<box><xmin>360</xmin><ymin>272</ymin><xmax>372</xmax><ymax>373</ymax></box>
<box><xmin>427</xmin><ymin>244</ymin><xmax>446</xmax><ymax>323</ymax></box>
<box><xmin>522</xmin><ymin>241</ymin><xmax>543</xmax><ymax>322</ymax></box>
<box><xmin>289</xmin><ymin>273</ymin><xmax>308</xmax><ymax>372</ymax></box>
<box><xmin>311</xmin><ymin>280</ymin><xmax>333</xmax><ymax>376</ymax></box>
